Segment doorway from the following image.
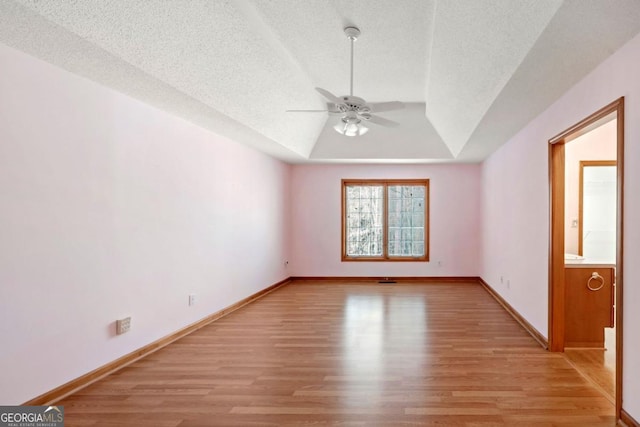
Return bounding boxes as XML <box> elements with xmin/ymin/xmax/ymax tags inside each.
<box><xmin>548</xmin><ymin>98</ymin><xmax>624</xmax><ymax>419</ymax></box>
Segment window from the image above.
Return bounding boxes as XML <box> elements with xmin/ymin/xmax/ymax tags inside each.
<box><xmin>341</xmin><ymin>179</ymin><xmax>429</xmax><ymax>261</ymax></box>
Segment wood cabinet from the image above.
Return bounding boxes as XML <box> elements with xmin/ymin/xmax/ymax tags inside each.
<box><xmin>564</xmin><ymin>267</ymin><xmax>614</xmax><ymax>348</ymax></box>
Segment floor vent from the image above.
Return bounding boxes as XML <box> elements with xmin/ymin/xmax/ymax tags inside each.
<box><xmin>379</xmin><ymin>279</ymin><xmax>397</xmax><ymax>284</ymax></box>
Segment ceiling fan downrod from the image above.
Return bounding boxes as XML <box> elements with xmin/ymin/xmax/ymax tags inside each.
<box><xmin>344</xmin><ymin>26</ymin><xmax>360</xmax><ymax>97</ymax></box>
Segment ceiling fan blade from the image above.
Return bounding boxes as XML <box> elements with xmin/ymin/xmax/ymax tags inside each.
<box><xmin>285</xmin><ymin>110</ymin><xmax>340</xmax><ymax>113</ymax></box>
<box><xmin>315</xmin><ymin>87</ymin><xmax>343</xmax><ymax>104</ymax></box>
<box><xmin>368</xmin><ymin>101</ymin><xmax>405</xmax><ymax>113</ymax></box>
<box><xmin>286</xmin><ymin>109</ymin><xmax>341</xmax><ymax>114</ymax></box>
<box><xmin>364</xmin><ymin>114</ymin><xmax>400</xmax><ymax>127</ymax></box>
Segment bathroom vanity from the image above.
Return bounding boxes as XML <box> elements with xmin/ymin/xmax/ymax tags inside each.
<box><xmin>564</xmin><ymin>260</ymin><xmax>615</xmax><ymax>348</ymax></box>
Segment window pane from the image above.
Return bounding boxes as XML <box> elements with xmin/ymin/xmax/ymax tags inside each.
<box><xmin>347</xmin><ymin>198</ymin><xmax>359</xmax><ymax>213</ymax></box>
<box><xmin>347</xmin><ymin>213</ymin><xmax>358</xmax><ymax>228</ymax></box>
<box><xmin>388</xmin><ymin>213</ymin><xmax>400</xmax><ymax>227</ymax></box>
<box><xmin>360</xmin><ymin>197</ymin><xmax>376</xmax><ymax>213</ymax></box>
<box><xmin>345</xmin><ymin>185</ymin><xmax>384</xmax><ymax>256</ymax></box>
<box><xmin>389</xmin><ymin>240</ymin><xmax>400</xmax><ymax>256</ymax></box>
<box><xmin>347</xmin><ymin>241</ymin><xmax>359</xmax><ymax>255</ymax></box>
<box><xmin>360</xmin><ymin>186</ymin><xmax>371</xmax><ymax>199</ymax></box>
<box><xmin>389</xmin><ymin>227</ymin><xmax>401</xmax><ymax>241</ymax></box>
<box><xmin>371</xmin><ymin>212</ymin><xmax>382</xmax><ymax>227</ymax></box>
<box><xmin>387</xmin><ymin>185</ymin><xmax>426</xmax><ymax>257</ymax></box>
<box><xmin>412</xmin><ymin>242</ymin><xmax>424</xmax><ymax>256</ymax></box>
<box><xmin>411</xmin><ymin>186</ymin><xmax>425</xmax><ymax>198</ymax></box>
<box><xmin>412</xmin><ymin>213</ymin><xmax>424</xmax><ymax>227</ymax></box>
<box><xmin>402</xmin><ymin>241</ymin><xmax>412</xmax><ymax>256</ymax></box>
<box><xmin>388</xmin><ymin>186</ymin><xmax>402</xmax><ymax>198</ymax></box>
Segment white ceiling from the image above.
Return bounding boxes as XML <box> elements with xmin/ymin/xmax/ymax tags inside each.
<box><xmin>1</xmin><ymin>0</ymin><xmax>640</xmax><ymax>164</ymax></box>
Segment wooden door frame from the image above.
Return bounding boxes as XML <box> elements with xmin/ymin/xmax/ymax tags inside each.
<box><xmin>578</xmin><ymin>160</ymin><xmax>617</xmax><ymax>256</ymax></box>
<box><xmin>548</xmin><ymin>97</ymin><xmax>624</xmax><ymax>419</ymax></box>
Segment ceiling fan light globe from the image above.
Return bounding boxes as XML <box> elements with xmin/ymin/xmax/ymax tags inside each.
<box><xmin>345</xmin><ymin>123</ymin><xmax>359</xmax><ymax>136</ymax></box>
<box><xmin>333</xmin><ymin>122</ymin><xmax>347</xmax><ymax>135</ymax></box>
<box><xmin>334</xmin><ymin>121</ymin><xmax>368</xmax><ymax>137</ymax></box>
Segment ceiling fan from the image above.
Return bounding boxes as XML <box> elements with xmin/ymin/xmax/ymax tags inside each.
<box><xmin>287</xmin><ymin>26</ymin><xmax>405</xmax><ymax>137</ymax></box>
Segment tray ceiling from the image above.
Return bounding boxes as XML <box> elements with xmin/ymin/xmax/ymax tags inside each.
<box><xmin>1</xmin><ymin>0</ymin><xmax>640</xmax><ymax>163</ymax></box>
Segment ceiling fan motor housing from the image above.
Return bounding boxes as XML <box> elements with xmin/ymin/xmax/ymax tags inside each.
<box><xmin>341</xmin><ymin>112</ymin><xmax>361</xmax><ymax>124</ymax></box>
<box><xmin>338</xmin><ymin>96</ymin><xmax>369</xmax><ymax>113</ymax></box>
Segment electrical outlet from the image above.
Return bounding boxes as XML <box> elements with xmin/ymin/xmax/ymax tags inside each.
<box><xmin>116</xmin><ymin>317</ymin><xmax>131</xmax><ymax>335</ymax></box>
<box><xmin>507</xmin><ymin>280</ymin><xmax>511</xmax><ymax>289</ymax></box>
<box><xmin>189</xmin><ymin>294</ymin><xmax>197</xmax><ymax>306</ymax></box>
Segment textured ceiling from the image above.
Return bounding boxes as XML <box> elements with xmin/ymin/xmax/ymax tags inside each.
<box><xmin>1</xmin><ymin>0</ymin><xmax>640</xmax><ymax>163</ymax></box>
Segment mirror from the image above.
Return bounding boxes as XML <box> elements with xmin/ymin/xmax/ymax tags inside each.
<box><xmin>580</xmin><ymin>161</ymin><xmax>616</xmax><ymax>261</ymax></box>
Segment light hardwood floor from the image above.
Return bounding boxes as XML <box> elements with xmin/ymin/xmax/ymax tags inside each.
<box><xmin>58</xmin><ymin>280</ymin><xmax>614</xmax><ymax>426</ymax></box>
<box><xmin>563</xmin><ymin>302</ymin><xmax>616</xmax><ymax>403</ymax></box>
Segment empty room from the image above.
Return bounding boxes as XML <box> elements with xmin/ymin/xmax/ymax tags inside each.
<box><xmin>1</xmin><ymin>1</ymin><xmax>640</xmax><ymax>426</ymax></box>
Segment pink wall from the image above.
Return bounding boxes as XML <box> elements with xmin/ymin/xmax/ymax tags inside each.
<box><xmin>0</xmin><ymin>44</ymin><xmax>291</xmax><ymax>404</ymax></box>
<box><xmin>481</xmin><ymin>32</ymin><xmax>640</xmax><ymax>418</ymax></box>
<box><xmin>564</xmin><ymin>119</ymin><xmax>617</xmax><ymax>254</ymax></box>
<box><xmin>290</xmin><ymin>164</ymin><xmax>481</xmax><ymax>277</ymax></box>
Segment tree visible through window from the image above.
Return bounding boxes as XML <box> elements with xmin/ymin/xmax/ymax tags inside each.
<box><xmin>342</xmin><ymin>179</ymin><xmax>429</xmax><ymax>261</ymax></box>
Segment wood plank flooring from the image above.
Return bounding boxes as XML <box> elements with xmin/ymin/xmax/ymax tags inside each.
<box><xmin>564</xmin><ymin>328</ymin><xmax>616</xmax><ymax>402</ymax></box>
<box><xmin>563</xmin><ymin>293</ymin><xmax>616</xmax><ymax>403</ymax></box>
<box><xmin>564</xmin><ymin>347</ymin><xmax>615</xmax><ymax>402</ymax></box>
<box><xmin>58</xmin><ymin>280</ymin><xmax>614</xmax><ymax>426</ymax></box>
